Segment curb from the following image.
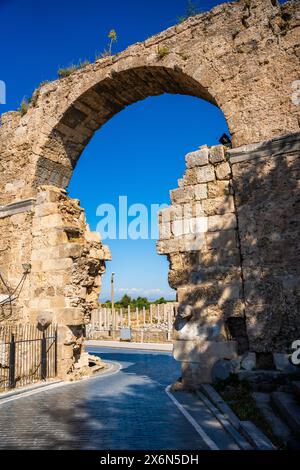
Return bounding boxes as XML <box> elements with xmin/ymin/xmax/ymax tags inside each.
<box><xmin>196</xmin><ymin>390</ymin><xmax>252</xmax><ymax>450</ymax></box>
<box><xmin>200</xmin><ymin>384</ymin><xmax>276</xmax><ymax>450</ymax></box>
<box><xmin>85</xmin><ymin>340</ymin><xmax>173</xmax><ymax>352</ymax></box>
<box><xmin>0</xmin><ymin>361</ymin><xmax>121</xmax><ymax>406</ymax></box>
<box><xmin>0</xmin><ymin>380</ymin><xmax>63</xmax><ymax>401</ymax></box>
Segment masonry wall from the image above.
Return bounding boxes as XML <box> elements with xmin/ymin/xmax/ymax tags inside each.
<box><xmin>0</xmin><ymin>186</ymin><xmax>111</xmax><ymax>378</ymax></box>
<box><xmin>230</xmin><ymin>132</ymin><xmax>300</xmax><ymax>354</ymax></box>
<box><xmin>0</xmin><ymin>0</ymin><xmax>299</xmax><ymax>383</ymax></box>
<box><xmin>158</xmin><ymin>132</ymin><xmax>300</xmax><ymax>386</ymax></box>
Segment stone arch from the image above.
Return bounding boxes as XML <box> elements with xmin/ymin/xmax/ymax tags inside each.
<box><xmin>34</xmin><ymin>66</ymin><xmax>220</xmax><ymax>190</ymax></box>
<box><xmin>0</xmin><ymin>0</ymin><xmax>299</xmax><ymax>382</ymax></box>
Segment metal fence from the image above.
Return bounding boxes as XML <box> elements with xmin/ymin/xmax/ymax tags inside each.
<box><xmin>0</xmin><ymin>324</ymin><xmax>57</xmax><ymax>392</ymax></box>
<box><xmin>86</xmin><ymin>304</ymin><xmax>178</xmax><ymax>343</ymax></box>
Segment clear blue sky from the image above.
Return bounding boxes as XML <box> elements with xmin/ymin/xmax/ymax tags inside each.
<box><xmin>1</xmin><ymin>0</ymin><xmax>233</xmax><ymax>301</ymax></box>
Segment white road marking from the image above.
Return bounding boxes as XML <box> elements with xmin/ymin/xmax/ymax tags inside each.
<box><xmin>165</xmin><ymin>385</ymin><xmax>219</xmax><ymax>450</ymax></box>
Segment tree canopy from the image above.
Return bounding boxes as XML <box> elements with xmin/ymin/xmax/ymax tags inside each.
<box><xmin>102</xmin><ymin>295</ymin><xmax>171</xmax><ymax>309</ymax></box>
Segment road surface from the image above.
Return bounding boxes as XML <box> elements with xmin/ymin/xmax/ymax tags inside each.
<box><xmin>0</xmin><ymin>346</ymin><xmax>239</xmax><ymax>450</ymax></box>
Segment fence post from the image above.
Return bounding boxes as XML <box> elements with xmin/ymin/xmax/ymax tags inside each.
<box><xmin>41</xmin><ymin>331</ymin><xmax>47</xmax><ymax>380</ymax></box>
<box><xmin>167</xmin><ymin>308</ymin><xmax>172</xmax><ymax>341</ymax></box>
<box><xmin>54</xmin><ymin>327</ymin><xmax>58</xmax><ymax>377</ymax></box>
<box><xmin>164</xmin><ymin>304</ymin><xmax>167</xmax><ymax>323</ymax></box>
<box><xmin>9</xmin><ymin>333</ymin><xmax>16</xmax><ymax>389</ymax></box>
<box><xmin>128</xmin><ymin>306</ymin><xmax>131</xmax><ymax>328</ymax></box>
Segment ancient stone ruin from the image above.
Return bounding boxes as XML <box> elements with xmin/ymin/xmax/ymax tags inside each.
<box><xmin>0</xmin><ymin>0</ymin><xmax>299</xmax><ymax>383</ymax></box>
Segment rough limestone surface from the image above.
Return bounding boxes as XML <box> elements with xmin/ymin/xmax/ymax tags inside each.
<box><xmin>0</xmin><ymin>186</ymin><xmax>111</xmax><ymax>379</ymax></box>
<box><xmin>158</xmin><ymin>143</ymin><xmax>243</xmax><ymax>387</ymax></box>
<box><xmin>0</xmin><ymin>0</ymin><xmax>299</xmax><ymax>382</ymax></box>
<box><xmin>158</xmin><ymin>133</ymin><xmax>300</xmax><ymax>386</ymax></box>
<box><xmin>0</xmin><ymin>1</ymin><xmax>299</xmax><ymax>207</ymax></box>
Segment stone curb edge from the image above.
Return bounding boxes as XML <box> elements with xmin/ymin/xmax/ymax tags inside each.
<box><xmin>0</xmin><ymin>361</ymin><xmax>121</xmax><ymax>405</ymax></box>
<box><xmin>200</xmin><ymin>384</ymin><xmax>276</xmax><ymax>450</ymax></box>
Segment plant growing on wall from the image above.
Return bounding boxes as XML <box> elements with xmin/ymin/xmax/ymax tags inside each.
<box><xmin>99</xmin><ymin>29</ymin><xmax>118</xmax><ymax>58</ymax></box>
<box><xmin>156</xmin><ymin>45</ymin><xmax>170</xmax><ymax>60</ymax></box>
<box><xmin>177</xmin><ymin>0</ymin><xmax>200</xmax><ymax>23</ymax></box>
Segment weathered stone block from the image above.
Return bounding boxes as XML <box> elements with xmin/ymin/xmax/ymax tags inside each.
<box><xmin>207</xmin><ymin>181</ymin><xmax>231</xmax><ymax>198</ymax></box>
<box><xmin>199</xmin><ymin>248</ymin><xmax>241</xmax><ymax>268</ymax></box>
<box><xmin>170</xmin><ymin>187</ymin><xmax>192</xmax><ymax>204</ymax></box>
<box><xmin>39</xmin><ymin>213</ymin><xmax>63</xmax><ymax>229</ymax></box>
<box><xmin>185</xmin><ymin>148</ymin><xmax>209</xmax><ymax>168</ymax></box>
<box><xmin>55</xmin><ymin>307</ymin><xmax>85</xmax><ymax>325</ymax></box>
<box><xmin>193</xmin><ymin>184</ymin><xmax>208</xmax><ymax>201</ymax></box>
<box><xmin>34</xmin><ymin>202</ymin><xmax>59</xmax><ymax>218</ymax></box>
<box><xmin>59</xmin><ymin>243</ymin><xmax>84</xmax><ymax>259</ymax></box>
<box><xmin>42</xmin><ymin>257</ymin><xmax>73</xmax><ymax>271</ymax></box>
<box><xmin>208</xmin><ymin>213</ymin><xmax>237</xmax><ymax>231</ymax></box>
<box><xmin>156</xmin><ymin>239</ymin><xmax>180</xmax><ymax>254</ymax></box>
<box><xmin>159</xmin><ymin>206</ymin><xmax>172</xmax><ymax>223</ymax></box>
<box><xmin>31</xmin><ymin>246</ymin><xmax>60</xmax><ymax>261</ymax></box>
<box><xmin>201</xmin><ymin>195</ymin><xmax>235</xmax><ymax>216</ymax></box>
<box><xmin>173</xmin><ymin>339</ymin><xmax>237</xmax><ymax>364</ymax></box>
<box><xmin>189</xmin><ymin>266</ymin><xmax>241</xmax><ymax>284</ymax></box>
<box><xmin>99</xmin><ymin>245</ymin><xmax>111</xmax><ymax>260</ymax></box>
<box><xmin>241</xmin><ymin>352</ymin><xmax>256</xmax><ymax>371</ymax></box>
<box><xmin>178</xmin><ymin>234</ymin><xmax>206</xmax><ymax>252</ymax></box>
<box><xmin>172</xmin><ymin>216</ymin><xmax>208</xmax><ymax>237</ymax></box>
<box><xmin>159</xmin><ymin>221</ymin><xmax>172</xmax><ymax>239</ymax></box>
<box><xmin>185</xmin><ymin>167</ymin><xmax>214</xmax><ymax>187</ymax></box>
<box><xmin>273</xmin><ymin>353</ymin><xmax>298</xmax><ymax>374</ymax></box>
<box><xmin>209</xmin><ymin>145</ymin><xmax>226</xmax><ymax>165</ymax></box>
<box><xmin>172</xmin><ymin>218</ymin><xmax>190</xmax><ymax>237</ymax></box>
<box><xmin>215</xmin><ymin>161</ymin><xmax>231</xmax><ymax>180</ymax></box>
<box><xmin>212</xmin><ymin>358</ymin><xmax>241</xmax><ymax>382</ymax></box>
<box><xmin>205</xmin><ymin>229</ymin><xmax>237</xmax><ymax>250</ymax></box>
<box><xmin>195</xmin><ymin>165</ymin><xmax>215</xmax><ymax>184</ymax></box>
<box><xmin>85</xmin><ymin>230</ymin><xmax>101</xmax><ymax>243</ymax></box>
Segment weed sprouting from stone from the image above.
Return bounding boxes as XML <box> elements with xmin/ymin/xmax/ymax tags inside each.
<box><xmin>156</xmin><ymin>45</ymin><xmax>170</xmax><ymax>61</ymax></box>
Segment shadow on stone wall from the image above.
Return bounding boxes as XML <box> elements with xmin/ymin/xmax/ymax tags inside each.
<box><xmin>176</xmin><ymin>135</ymin><xmax>299</xmax><ymax>360</ymax></box>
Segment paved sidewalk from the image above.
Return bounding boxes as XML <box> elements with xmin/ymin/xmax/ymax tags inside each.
<box><xmin>86</xmin><ymin>340</ymin><xmax>173</xmax><ymax>351</ymax></box>
<box><xmin>0</xmin><ymin>347</ymin><xmax>239</xmax><ymax>450</ymax></box>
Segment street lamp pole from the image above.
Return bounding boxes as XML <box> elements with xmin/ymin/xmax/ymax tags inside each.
<box><xmin>111</xmin><ymin>273</ymin><xmax>115</xmax><ymax>337</ymax></box>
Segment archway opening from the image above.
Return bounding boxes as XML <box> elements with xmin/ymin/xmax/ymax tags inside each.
<box><xmin>34</xmin><ymin>66</ymin><xmax>221</xmax><ymax>189</ymax></box>
<box><xmin>63</xmin><ymin>84</ymin><xmax>229</xmax><ymax>344</ymax></box>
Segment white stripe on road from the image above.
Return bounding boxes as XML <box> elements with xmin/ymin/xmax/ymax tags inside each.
<box><xmin>165</xmin><ymin>385</ymin><xmax>219</xmax><ymax>451</ymax></box>
<box><xmin>0</xmin><ymin>361</ymin><xmax>121</xmax><ymax>406</ymax></box>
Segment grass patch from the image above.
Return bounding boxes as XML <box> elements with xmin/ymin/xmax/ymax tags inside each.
<box><xmin>156</xmin><ymin>45</ymin><xmax>170</xmax><ymax>60</ymax></box>
<box><xmin>215</xmin><ymin>374</ymin><xmax>285</xmax><ymax>449</ymax></box>
<box><xmin>58</xmin><ymin>60</ymin><xmax>90</xmax><ymax>79</ymax></box>
<box><xmin>19</xmin><ymin>98</ymin><xmax>30</xmax><ymax>116</ymax></box>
